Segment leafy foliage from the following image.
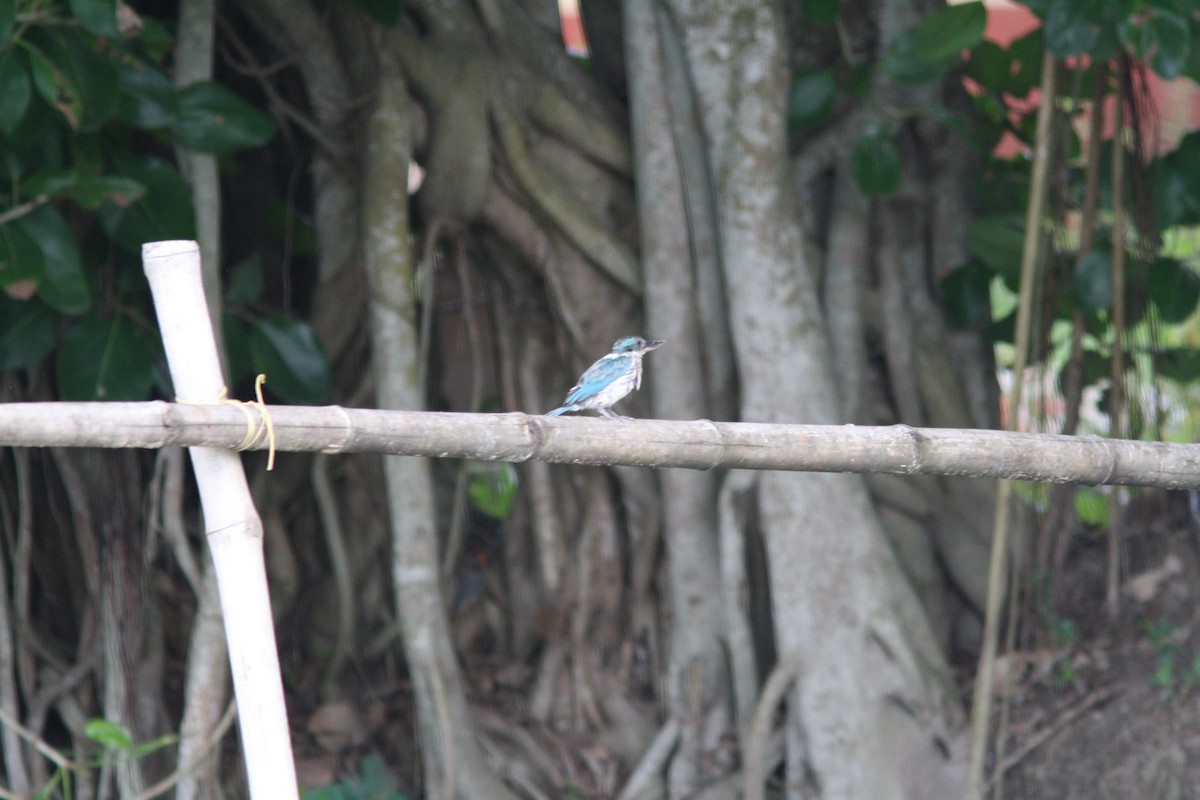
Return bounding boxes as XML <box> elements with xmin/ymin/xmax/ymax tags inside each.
<box><xmin>467</xmin><ymin>462</ymin><xmax>518</xmax><ymax>520</ymax></box>
<box><xmin>0</xmin><ymin>1</ymin><xmax>332</xmax><ymax>404</ymax></box>
<box><xmin>0</xmin><ymin>293</ymin><xmax>56</xmax><ymax>368</ymax></box>
<box><xmin>787</xmin><ymin>67</ymin><xmax>836</xmax><ymax>132</ymax></box>
<box><xmin>883</xmin><ymin>1</ymin><xmax>988</xmax><ymax>85</ymax></box>
<box><xmin>173</xmin><ymin>81</ymin><xmax>276</xmax><ymax>153</ymax></box>
<box><xmin>348</xmin><ymin>0</ymin><xmax>404</xmax><ymax>27</ymax></box>
<box><xmin>56</xmin><ymin>314</ymin><xmax>157</xmax><ymax>401</ymax></box>
<box><xmin>927</xmin><ymin>0</ymin><xmax>1200</xmax><ymax>401</ymax></box>
<box><xmin>799</xmin><ymin>0</ymin><xmax>842</xmax><ymax>26</ymax></box>
<box><xmin>851</xmin><ymin>125</ymin><xmax>901</xmax><ymax>196</ymax></box>
<box><xmin>23</xmin><ymin>717</ymin><xmax>179</xmax><ymax>798</ymax></box>
<box><xmin>245</xmin><ymin>315</ymin><xmax>333</xmax><ymax>405</ymax></box>
<box><xmin>302</xmin><ymin>755</ymin><xmax>412</xmax><ymax>800</ymax></box>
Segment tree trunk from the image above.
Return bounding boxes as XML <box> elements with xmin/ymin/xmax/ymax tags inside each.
<box><xmin>624</xmin><ymin>3</ymin><xmax>735</xmax><ymax>797</ymax></box>
<box><xmin>652</xmin><ymin>1</ymin><xmax>967</xmax><ymax>795</ymax></box>
<box><xmin>361</xmin><ymin>32</ymin><xmax>518</xmax><ymax>800</ymax></box>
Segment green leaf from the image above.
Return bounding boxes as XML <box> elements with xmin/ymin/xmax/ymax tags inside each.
<box><xmin>1005</xmin><ymin>31</ymin><xmax>1044</xmax><ymax>97</ymax></box>
<box><xmin>1072</xmin><ymin>249</ymin><xmax>1111</xmax><ymax>310</ymax></box>
<box><xmin>225</xmin><ymin>255</ymin><xmax>264</xmax><ymax>305</ymax></box>
<box><xmin>883</xmin><ymin>32</ymin><xmax>956</xmax><ymax>85</ymax></box>
<box><xmin>116</xmin><ymin>64</ymin><xmax>178</xmax><ymax>129</ymax></box>
<box><xmin>58</xmin><ymin>314</ymin><xmax>156</xmax><ymax>401</ymax></box>
<box><xmin>1074</xmin><ymin>487</ymin><xmax>1109</xmax><ymax>527</ymax></box>
<box><xmin>129</xmin><ymin>734</ymin><xmax>179</xmax><ymax>761</ymax></box>
<box><xmin>23</xmin><ymin>41</ymin><xmax>83</xmax><ymax>129</ymax></box>
<box><xmin>787</xmin><ymin>67</ymin><xmax>836</xmax><ymax>132</ymax></box>
<box><xmin>31</xmin><ymin>29</ymin><xmax>120</xmax><ymax>130</ymax></box>
<box><xmin>1116</xmin><ymin>17</ymin><xmax>1140</xmax><ymax>56</ymax></box>
<box><xmin>85</xmin><ymin>719</ymin><xmax>134</xmax><ymax>750</ymax></box>
<box><xmin>357</xmin><ymin>754</ymin><xmax>390</xmax><ymax>789</ymax></box>
<box><xmin>0</xmin><ymin>222</ymin><xmax>45</xmax><ymax>291</ymax></box>
<box><xmin>1167</xmin><ymin>131</ymin><xmax>1200</xmax><ymax>221</ymax></box>
<box><xmin>909</xmin><ymin>1</ymin><xmax>987</xmax><ymax>64</ymax></box>
<box><xmin>966</xmin><ymin>40</ymin><xmax>1011</xmax><ymax>92</ymax></box>
<box><xmin>1151</xmin><ymin>154</ymin><xmax>1196</xmax><ymax>228</ymax></box>
<box><xmin>0</xmin><ymin>295</ymin><xmax>57</xmax><ymax>369</ymax></box>
<box><xmin>248</xmin><ymin>315</ymin><xmax>331</xmax><ymax>405</ymax></box>
<box><xmin>1158</xmin><ymin>347</ymin><xmax>1200</xmax><ymax>383</ymax></box>
<box><xmin>851</xmin><ymin>128</ymin><xmax>901</xmax><ymax>196</ymax></box>
<box><xmin>1043</xmin><ymin>0</ymin><xmax>1108</xmax><ymax>58</ymax></box>
<box><xmin>1146</xmin><ymin>256</ymin><xmax>1200</xmax><ymax>323</ymax></box>
<box><xmin>68</xmin><ymin>174</ymin><xmax>146</xmax><ymax>209</ymax></box>
<box><xmin>884</xmin><ymin>2</ymin><xmax>985</xmax><ymax>85</ymax></box>
<box><xmin>1185</xmin><ymin>24</ymin><xmax>1200</xmax><ymax>84</ymax></box>
<box><xmin>939</xmin><ymin>260</ymin><xmax>992</xmax><ymax>328</ymax></box>
<box><xmin>69</xmin><ymin>0</ymin><xmax>121</xmax><ymax>39</ymax></box>
<box><xmin>842</xmin><ymin>62</ymin><xmax>873</xmax><ymax>98</ymax></box>
<box><xmin>1082</xmin><ymin>348</ymin><xmax>1111</xmax><ymax>386</ymax></box>
<box><xmin>222</xmin><ymin>316</ymin><xmax>254</xmax><ymax>387</ymax></box>
<box><xmin>23</xmin><ymin>170</ymin><xmax>146</xmax><ymax>209</ymax></box>
<box><xmin>1143</xmin><ymin>10</ymin><xmax>1190</xmax><ymax>80</ymax></box>
<box><xmin>802</xmin><ymin>0</ymin><xmax>841</xmax><ymax>25</ymax></box>
<box><xmin>303</xmin><ymin>754</ymin><xmax>413</xmax><ymax>800</ymax></box>
<box><xmin>966</xmin><ymin>214</ymin><xmax>1025</xmax><ymax>278</ymax></box>
<box><xmin>970</xmin><ymin>90</ymin><xmax>1007</xmax><ymax>127</ymax></box>
<box><xmin>98</xmin><ymin>155</ymin><xmax>195</xmax><ymax>253</ymax></box>
<box><xmin>0</xmin><ymin>0</ymin><xmax>14</xmax><ymax>44</ymax></box>
<box><xmin>21</xmin><ymin>170</ymin><xmax>80</xmax><ymax>198</ymax></box>
<box><xmin>173</xmin><ymin>81</ymin><xmax>276</xmax><ymax>153</ymax></box>
<box><xmin>264</xmin><ymin>201</ymin><xmax>315</xmax><ymax>256</ymax></box>
<box><xmin>987</xmin><ymin>309</ymin><xmax>1015</xmax><ymax>345</ymax></box>
<box><xmin>132</xmin><ymin>16</ymin><xmax>174</xmax><ymax>62</ymax></box>
<box><xmin>0</xmin><ymin>54</ymin><xmax>31</xmax><ymax>132</ymax></box>
<box><xmin>468</xmin><ymin>463</ymin><xmax>518</xmax><ymax>520</ymax></box>
<box><xmin>351</xmin><ymin>0</ymin><xmax>403</xmax><ymax>26</ymax></box>
<box><xmin>24</xmin><ymin>46</ymin><xmax>54</xmax><ymax>103</ymax></box>
<box><xmin>18</xmin><ymin>205</ymin><xmax>91</xmax><ymax>314</ymax></box>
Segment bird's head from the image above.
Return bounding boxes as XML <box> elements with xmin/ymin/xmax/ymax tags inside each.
<box><xmin>612</xmin><ymin>336</ymin><xmax>665</xmax><ymax>354</ymax></box>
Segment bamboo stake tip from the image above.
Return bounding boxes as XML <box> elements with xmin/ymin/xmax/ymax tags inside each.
<box><xmin>141</xmin><ymin>240</ymin><xmax>200</xmax><ymax>261</ymax></box>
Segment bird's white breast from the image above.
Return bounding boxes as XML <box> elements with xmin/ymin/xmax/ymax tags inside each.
<box><xmin>582</xmin><ymin>356</ymin><xmax>641</xmax><ymax>409</ymax></box>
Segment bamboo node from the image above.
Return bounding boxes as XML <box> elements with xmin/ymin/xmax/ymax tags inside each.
<box><xmin>176</xmin><ymin>374</ymin><xmax>277</xmax><ymax>470</ymax></box>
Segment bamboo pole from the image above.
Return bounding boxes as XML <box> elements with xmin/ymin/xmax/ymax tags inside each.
<box><xmin>967</xmin><ymin>51</ymin><xmax>1058</xmax><ymax>800</ymax></box>
<box><xmin>1</xmin><ymin>401</ymin><xmax>1198</xmax><ymax>490</ymax></box>
<box><xmin>141</xmin><ymin>241</ymin><xmax>298</xmax><ymax>799</ymax></box>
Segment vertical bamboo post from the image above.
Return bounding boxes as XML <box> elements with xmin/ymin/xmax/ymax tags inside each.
<box><xmin>142</xmin><ymin>240</ymin><xmax>298</xmax><ymax>799</ymax></box>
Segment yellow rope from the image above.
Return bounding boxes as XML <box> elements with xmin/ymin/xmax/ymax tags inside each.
<box><xmin>176</xmin><ymin>374</ymin><xmax>277</xmax><ymax>471</ymax></box>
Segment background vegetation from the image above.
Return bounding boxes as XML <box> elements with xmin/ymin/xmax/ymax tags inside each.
<box><xmin>1</xmin><ymin>0</ymin><xmax>1200</xmax><ymax>797</ymax></box>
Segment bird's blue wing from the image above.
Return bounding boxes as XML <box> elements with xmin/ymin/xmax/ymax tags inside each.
<box><xmin>562</xmin><ymin>355</ymin><xmax>630</xmax><ymax>405</ymax></box>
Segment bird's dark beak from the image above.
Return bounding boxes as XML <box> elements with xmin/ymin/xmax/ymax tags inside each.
<box><xmin>644</xmin><ymin>339</ymin><xmax>665</xmax><ymax>351</ymax></box>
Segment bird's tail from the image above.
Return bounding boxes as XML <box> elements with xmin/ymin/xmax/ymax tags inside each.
<box><xmin>546</xmin><ymin>406</ymin><xmax>572</xmax><ymax>416</ymax></box>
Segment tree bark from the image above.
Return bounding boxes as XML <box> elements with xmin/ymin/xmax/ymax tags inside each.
<box><xmin>625</xmin><ymin>3</ymin><xmax>733</xmax><ymax>795</ymax></box>
<box><xmin>241</xmin><ymin>0</ymin><xmax>366</xmax><ymax>364</ymax></box>
<box><xmin>174</xmin><ymin>0</ymin><xmax>223</xmax><ymax>362</ymax></box>
<box><xmin>361</xmin><ymin>32</ymin><xmax>517</xmax><ymax>800</ymax></box>
<box><xmin>659</xmin><ymin>1</ymin><xmax>966</xmax><ymax>795</ymax></box>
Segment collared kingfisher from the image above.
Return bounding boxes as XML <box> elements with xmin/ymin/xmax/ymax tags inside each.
<box><xmin>547</xmin><ymin>336</ymin><xmax>664</xmax><ymax>420</ymax></box>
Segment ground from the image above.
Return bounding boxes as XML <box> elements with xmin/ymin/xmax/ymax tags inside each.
<box><xmin>292</xmin><ymin>490</ymin><xmax>1200</xmax><ymax>798</ymax></box>
<box><xmin>994</xmin><ymin>491</ymin><xmax>1200</xmax><ymax>799</ymax></box>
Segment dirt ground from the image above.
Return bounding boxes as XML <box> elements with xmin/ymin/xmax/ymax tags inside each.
<box><xmin>295</xmin><ymin>491</ymin><xmax>1200</xmax><ymax>798</ymax></box>
<box><xmin>990</xmin><ymin>491</ymin><xmax>1200</xmax><ymax>800</ymax></box>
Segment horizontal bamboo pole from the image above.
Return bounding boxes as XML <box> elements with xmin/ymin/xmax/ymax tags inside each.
<box><xmin>2</xmin><ymin>401</ymin><xmax>1198</xmax><ymax>489</ymax></box>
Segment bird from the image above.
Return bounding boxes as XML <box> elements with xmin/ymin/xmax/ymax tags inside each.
<box><xmin>547</xmin><ymin>336</ymin><xmax>664</xmax><ymax>420</ymax></box>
